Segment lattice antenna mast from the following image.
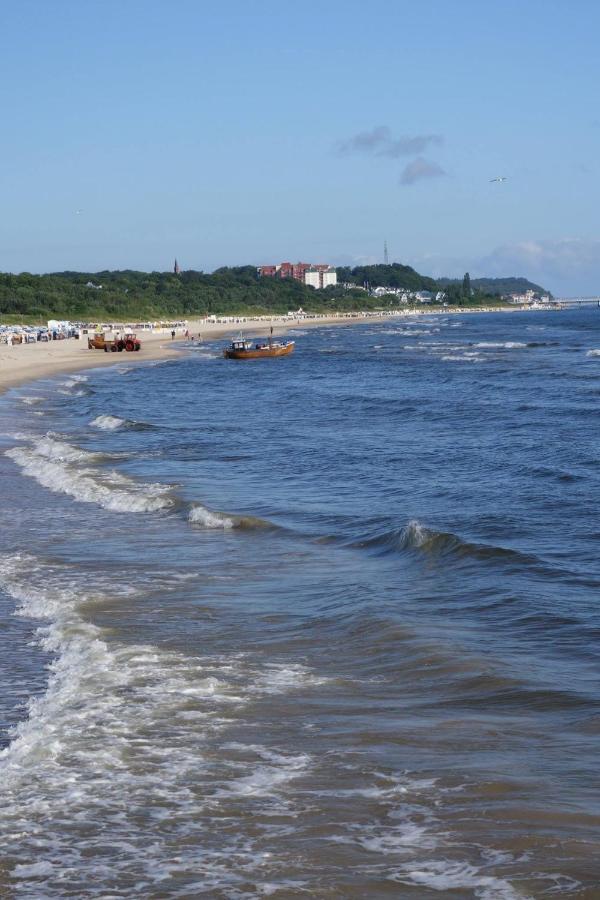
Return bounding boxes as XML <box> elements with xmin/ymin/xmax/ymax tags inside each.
<box><xmin>384</xmin><ymin>240</ymin><xmax>389</xmax><ymax>265</ymax></box>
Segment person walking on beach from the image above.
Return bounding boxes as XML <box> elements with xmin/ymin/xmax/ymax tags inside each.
<box><xmin>171</xmin><ymin>329</ymin><xmax>176</xmax><ymax>340</ymax></box>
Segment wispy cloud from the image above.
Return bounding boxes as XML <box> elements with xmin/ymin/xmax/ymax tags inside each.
<box><xmin>478</xmin><ymin>238</ymin><xmax>600</xmax><ymax>294</ymax></box>
<box><xmin>410</xmin><ymin>237</ymin><xmax>600</xmax><ymax>295</ymax></box>
<box><xmin>337</xmin><ymin>126</ymin><xmax>443</xmax><ymax>158</ymax></box>
<box><xmin>400</xmin><ymin>157</ymin><xmax>447</xmax><ymax>185</ymax></box>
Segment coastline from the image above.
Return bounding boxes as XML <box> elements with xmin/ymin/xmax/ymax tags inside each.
<box><xmin>0</xmin><ymin>305</ymin><xmax>544</xmax><ymax>396</ymax></box>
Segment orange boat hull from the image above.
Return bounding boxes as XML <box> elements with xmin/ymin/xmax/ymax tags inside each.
<box><xmin>223</xmin><ymin>342</ymin><xmax>295</xmax><ymax>360</ymax></box>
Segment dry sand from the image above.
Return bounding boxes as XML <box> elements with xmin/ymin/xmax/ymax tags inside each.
<box><xmin>0</xmin><ymin>315</ymin><xmax>378</xmax><ymax>393</ymax></box>
<box><xmin>0</xmin><ymin>306</ymin><xmax>540</xmax><ymax>395</ymax></box>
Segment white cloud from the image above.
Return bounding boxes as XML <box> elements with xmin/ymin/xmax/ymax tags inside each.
<box><xmin>478</xmin><ymin>239</ymin><xmax>600</xmax><ymax>295</ymax></box>
<box><xmin>410</xmin><ymin>238</ymin><xmax>600</xmax><ymax>295</ymax></box>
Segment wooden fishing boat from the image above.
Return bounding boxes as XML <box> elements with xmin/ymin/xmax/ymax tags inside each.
<box><xmin>223</xmin><ymin>335</ymin><xmax>295</xmax><ymax>359</ymax></box>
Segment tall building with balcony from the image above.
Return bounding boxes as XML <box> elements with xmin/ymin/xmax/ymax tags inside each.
<box><xmin>258</xmin><ymin>262</ymin><xmax>337</xmax><ymax>289</ymax></box>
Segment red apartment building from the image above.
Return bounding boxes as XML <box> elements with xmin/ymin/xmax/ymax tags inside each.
<box><xmin>258</xmin><ymin>262</ymin><xmax>335</xmax><ymax>283</ymax></box>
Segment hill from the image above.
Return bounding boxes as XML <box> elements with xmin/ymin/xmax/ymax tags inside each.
<box><xmin>0</xmin><ymin>264</ymin><xmax>538</xmax><ymax>322</ymax></box>
<box><xmin>336</xmin><ymin>262</ymin><xmax>438</xmax><ymax>292</ymax></box>
<box><xmin>0</xmin><ymin>268</ymin><xmax>370</xmax><ymax>321</ymax></box>
<box><xmin>436</xmin><ymin>275</ymin><xmax>550</xmax><ymax>297</ymax></box>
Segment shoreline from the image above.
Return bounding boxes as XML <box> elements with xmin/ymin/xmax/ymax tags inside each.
<box><xmin>0</xmin><ymin>305</ymin><xmax>548</xmax><ymax>396</ymax></box>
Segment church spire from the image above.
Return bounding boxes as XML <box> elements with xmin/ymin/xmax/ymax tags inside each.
<box><xmin>174</xmin><ymin>258</ymin><xmax>181</xmax><ymax>275</ymax></box>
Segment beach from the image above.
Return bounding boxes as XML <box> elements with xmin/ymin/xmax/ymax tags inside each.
<box><xmin>1</xmin><ymin>306</ymin><xmax>598</xmax><ymax>897</ymax></box>
<box><xmin>0</xmin><ymin>304</ymin><xmax>545</xmax><ymax>394</ymax></box>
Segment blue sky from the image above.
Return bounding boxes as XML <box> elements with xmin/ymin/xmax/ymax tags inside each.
<box><xmin>1</xmin><ymin>0</ymin><xmax>599</xmax><ymax>294</ymax></box>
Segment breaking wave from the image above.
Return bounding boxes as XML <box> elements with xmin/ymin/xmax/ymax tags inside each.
<box><xmin>188</xmin><ymin>503</ymin><xmax>273</xmax><ymax>530</ymax></box>
<box><xmin>353</xmin><ymin>519</ymin><xmax>537</xmax><ymax>565</ymax></box>
<box><xmin>5</xmin><ymin>435</ymin><xmax>172</xmax><ymax>513</ymax></box>
<box><xmin>89</xmin><ymin>414</ymin><xmax>150</xmax><ymax>431</ymax></box>
<box><xmin>474</xmin><ymin>341</ymin><xmax>527</xmax><ymax>349</ymax></box>
<box><xmin>0</xmin><ymin>555</ymin><xmax>325</xmax><ymax>898</ymax></box>
<box><xmin>90</xmin><ymin>414</ymin><xmax>128</xmax><ymax>430</ymax></box>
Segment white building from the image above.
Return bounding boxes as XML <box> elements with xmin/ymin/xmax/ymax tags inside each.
<box><xmin>304</xmin><ymin>270</ymin><xmax>321</xmax><ymax>289</ymax></box>
<box><xmin>321</xmin><ymin>268</ymin><xmax>337</xmax><ymax>288</ymax></box>
<box><xmin>304</xmin><ymin>267</ymin><xmax>337</xmax><ymax>289</ymax></box>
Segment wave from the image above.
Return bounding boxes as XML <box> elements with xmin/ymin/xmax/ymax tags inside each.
<box><xmin>474</xmin><ymin>341</ymin><xmax>527</xmax><ymax>349</ymax></box>
<box><xmin>90</xmin><ymin>414</ymin><xmax>151</xmax><ymax>431</ymax></box>
<box><xmin>389</xmin><ymin>859</ymin><xmax>523</xmax><ymax>899</ymax></box>
<box><xmin>60</xmin><ymin>374</ymin><xmax>88</xmax><ymax>385</ymax></box>
<box><xmin>90</xmin><ymin>414</ymin><xmax>129</xmax><ymax>430</ymax></box>
<box><xmin>188</xmin><ymin>503</ymin><xmax>273</xmax><ymax>530</ymax></box>
<box><xmin>586</xmin><ymin>349</ymin><xmax>600</xmax><ymax>357</ymax></box>
<box><xmin>23</xmin><ymin>434</ymin><xmax>106</xmax><ymax>464</ymax></box>
<box><xmin>0</xmin><ymin>554</ymin><xmax>326</xmax><ymax>897</ymax></box>
<box><xmin>56</xmin><ymin>375</ymin><xmax>92</xmax><ymax>396</ymax></box>
<box><xmin>5</xmin><ymin>435</ymin><xmax>172</xmax><ymax>513</ymax></box>
<box><xmin>352</xmin><ymin>519</ymin><xmax>537</xmax><ymax>565</ymax></box>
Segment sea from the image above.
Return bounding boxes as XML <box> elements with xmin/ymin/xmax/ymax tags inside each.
<box><xmin>0</xmin><ymin>308</ymin><xmax>599</xmax><ymax>899</ymax></box>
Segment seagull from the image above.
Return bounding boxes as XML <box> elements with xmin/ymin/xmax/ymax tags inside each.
<box><xmin>489</xmin><ymin>176</ymin><xmax>508</xmax><ymax>183</ymax></box>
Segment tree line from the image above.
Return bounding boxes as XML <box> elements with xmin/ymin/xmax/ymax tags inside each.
<box><xmin>0</xmin><ymin>264</ymin><xmax>525</xmax><ymax>321</ymax></box>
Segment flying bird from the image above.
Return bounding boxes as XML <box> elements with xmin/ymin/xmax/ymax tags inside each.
<box><xmin>75</xmin><ymin>209</ymin><xmax>83</xmax><ymax>214</ymax></box>
<box><xmin>489</xmin><ymin>176</ymin><xmax>508</xmax><ymax>183</ymax></box>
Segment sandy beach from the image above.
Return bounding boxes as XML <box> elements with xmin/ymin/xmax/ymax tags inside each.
<box><xmin>0</xmin><ymin>305</ymin><xmax>543</xmax><ymax>395</ymax></box>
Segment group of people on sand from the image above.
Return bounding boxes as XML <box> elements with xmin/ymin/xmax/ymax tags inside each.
<box><xmin>171</xmin><ymin>329</ymin><xmax>202</xmax><ymax>343</ymax></box>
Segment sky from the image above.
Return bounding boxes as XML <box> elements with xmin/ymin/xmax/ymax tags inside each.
<box><xmin>1</xmin><ymin>0</ymin><xmax>599</xmax><ymax>294</ymax></box>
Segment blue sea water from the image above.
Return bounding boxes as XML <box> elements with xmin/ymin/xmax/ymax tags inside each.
<box><xmin>0</xmin><ymin>308</ymin><xmax>599</xmax><ymax>898</ymax></box>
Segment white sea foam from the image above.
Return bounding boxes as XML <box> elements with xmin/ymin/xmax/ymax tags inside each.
<box><xmin>90</xmin><ymin>414</ymin><xmax>128</xmax><ymax>430</ymax></box>
<box><xmin>475</xmin><ymin>341</ymin><xmax>527</xmax><ymax>349</ymax></box>
<box><xmin>2</xmin><ymin>431</ymin><xmax>31</xmax><ymax>442</ymax></box>
<box><xmin>188</xmin><ymin>503</ymin><xmax>271</xmax><ymax>531</ymax></box>
<box><xmin>388</xmin><ymin>859</ymin><xmax>525</xmax><ymax>899</ymax></box>
<box><xmin>19</xmin><ymin>396</ymin><xmax>44</xmax><ymax>405</ymax></box>
<box><xmin>586</xmin><ymin>348</ymin><xmax>600</xmax><ymax>357</ymax></box>
<box><xmin>256</xmin><ymin>662</ymin><xmax>329</xmax><ymax>692</ymax></box>
<box><xmin>58</xmin><ymin>374</ymin><xmax>89</xmax><ymax>390</ymax></box>
<box><xmin>0</xmin><ymin>555</ymin><xmax>325</xmax><ymax>897</ymax></box>
<box><xmin>216</xmin><ymin>744</ymin><xmax>311</xmax><ymax>798</ymax></box>
<box><xmin>57</xmin><ymin>387</ymin><xmax>87</xmax><ymax>397</ymax></box>
<box><xmin>398</xmin><ymin>520</ymin><xmax>432</xmax><ymax>549</ymax></box>
<box><xmin>189</xmin><ymin>503</ymin><xmax>235</xmax><ymax>529</ymax></box>
<box><xmin>441</xmin><ymin>353</ymin><xmax>482</xmax><ymax>362</ymax></box>
<box><xmin>5</xmin><ymin>435</ymin><xmax>172</xmax><ymax>512</ymax></box>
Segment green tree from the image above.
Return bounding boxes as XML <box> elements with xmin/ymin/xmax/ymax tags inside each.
<box><xmin>462</xmin><ymin>272</ymin><xmax>471</xmax><ymax>298</ymax></box>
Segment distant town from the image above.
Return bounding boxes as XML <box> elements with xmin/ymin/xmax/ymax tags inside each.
<box><xmin>258</xmin><ymin>262</ymin><xmax>338</xmax><ymax>289</ymax></box>
<box><xmin>257</xmin><ymin>260</ymin><xmax>552</xmax><ymax>305</ymax></box>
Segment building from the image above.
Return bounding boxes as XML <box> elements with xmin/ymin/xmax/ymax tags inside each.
<box><xmin>258</xmin><ymin>262</ymin><xmax>337</xmax><ymax>289</ymax></box>
<box><xmin>508</xmin><ymin>290</ymin><xmax>536</xmax><ymax>304</ymax></box>
<box><xmin>320</xmin><ymin>268</ymin><xmax>337</xmax><ymax>288</ymax></box>
<box><xmin>304</xmin><ymin>269</ymin><xmax>321</xmax><ymax>289</ymax></box>
<box><xmin>174</xmin><ymin>259</ymin><xmax>181</xmax><ymax>275</ymax></box>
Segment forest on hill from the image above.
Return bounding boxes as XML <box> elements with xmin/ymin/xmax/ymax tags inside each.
<box><xmin>336</xmin><ymin>262</ymin><xmax>438</xmax><ymax>292</ymax></box>
<box><xmin>0</xmin><ymin>264</ymin><xmax>542</xmax><ymax>321</ymax></box>
<box><xmin>437</xmin><ymin>275</ymin><xmax>550</xmax><ymax>297</ymax></box>
<box><xmin>0</xmin><ymin>268</ymin><xmax>350</xmax><ymax>320</ymax></box>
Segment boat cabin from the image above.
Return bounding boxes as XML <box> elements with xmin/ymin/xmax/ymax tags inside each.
<box><xmin>231</xmin><ymin>340</ymin><xmax>253</xmax><ymax>351</ymax></box>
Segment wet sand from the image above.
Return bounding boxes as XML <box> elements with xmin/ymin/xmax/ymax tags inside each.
<box><xmin>0</xmin><ymin>306</ymin><xmax>539</xmax><ymax>394</ymax></box>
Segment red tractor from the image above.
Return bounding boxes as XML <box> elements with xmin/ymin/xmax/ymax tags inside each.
<box><xmin>121</xmin><ymin>333</ymin><xmax>141</xmax><ymax>352</ymax></box>
<box><xmin>89</xmin><ymin>332</ymin><xmax>142</xmax><ymax>352</ymax></box>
